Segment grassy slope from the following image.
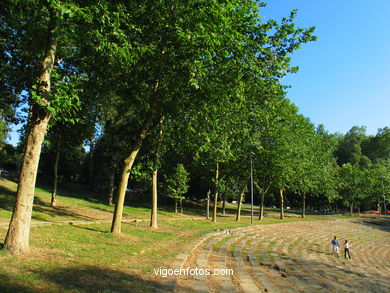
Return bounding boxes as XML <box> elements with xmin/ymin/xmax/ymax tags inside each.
<box><xmin>0</xmin><ymin>178</ymin><xmax>348</xmax><ymax>292</ymax></box>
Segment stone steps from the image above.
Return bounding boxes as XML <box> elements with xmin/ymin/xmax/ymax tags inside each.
<box><xmin>171</xmin><ymin>218</ymin><xmax>390</xmax><ymax>293</ymax></box>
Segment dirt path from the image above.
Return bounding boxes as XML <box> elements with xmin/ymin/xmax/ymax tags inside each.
<box><xmin>166</xmin><ymin>217</ymin><xmax>390</xmax><ymax>293</ymax></box>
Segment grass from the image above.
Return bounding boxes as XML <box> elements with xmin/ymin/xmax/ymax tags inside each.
<box><xmin>0</xmin><ymin>177</ymin><xmax>361</xmax><ymax>292</ymax></box>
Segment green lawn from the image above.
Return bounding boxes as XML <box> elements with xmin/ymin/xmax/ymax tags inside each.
<box><xmin>0</xmin><ymin>178</ymin><xmax>351</xmax><ymax>292</ymax></box>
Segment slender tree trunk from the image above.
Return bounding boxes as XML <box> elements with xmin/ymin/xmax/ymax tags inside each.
<box><xmin>212</xmin><ymin>162</ymin><xmax>220</xmax><ymax>223</ymax></box>
<box><xmin>50</xmin><ymin>146</ymin><xmax>60</xmax><ymax>207</ymax></box>
<box><xmin>301</xmin><ymin>192</ymin><xmax>306</xmax><ymax>218</ymax></box>
<box><xmin>111</xmin><ymin>116</ymin><xmax>153</xmax><ymax>234</ymax></box>
<box><xmin>279</xmin><ymin>189</ymin><xmax>284</xmax><ymax>220</ymax></box>
<box><xmin>150</xmin><ymin>170</ymin><xmax>158</xmax><ymax>228</ymax></box>
<box><xmin>222</xmin><ymin>193</ymin><xmax>226</xmax><ymax>215</ymax></box>
<box><xmin>88</xmin><ymin>136</ymin><xmax>95</xmax><ymax>188</ymax></box>
<box><xmin>175</xmin><ymin>198</ymin><xmax>178</xmax><ymax>213</ymax></box>
<box><xmin>235</xmin><ymin>184</ymin><xmax>246</xmax><ymax>222</ymax></box>
<box><xmin>4</xmin><ymin>9</ymin><xmax>57</xmax><ymax>254</ymax></box>
<box><xmin>259</xmin><ymin>191</ymin><xmax>266</xmax><ymax>221</ymax></box>
<box><xmin>349</xmin><ymin>201</ymin><xmax>353</xmax><ymax>217</ymax></box>
<box><xmin>108</xmin><ymin>167</ymin><xmax>115</xmax><ymax>206</ymax></box>
<box><xmin>150</xmin><ymin>117</ymin><xmax>163</xmax><ymax>229</ymax></box>
<box><xmin>180</xmin><ymin>197</ymin><xmax>183</xmax><ymax>215</ymax></box>
<box><xmin>206</xmin><ymin>190</ymin><xmax>210</xmax><ymax>219</ymax></box>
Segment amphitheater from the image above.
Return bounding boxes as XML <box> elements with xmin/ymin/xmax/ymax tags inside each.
<box><xmin>170</xmin><ymin>217</ymin><xmax>390</xmax><ymax>293</ymax></box>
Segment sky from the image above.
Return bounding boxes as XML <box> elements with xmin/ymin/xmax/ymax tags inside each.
<box><xmin>262</xmin><ymin>0</ymin><xmax>390</xmax><ymax>135</ymax></box>
<box><xmin>6</xmin><ymin>1</ymin><xmax>390</xmax><ymax>145</ymax></box>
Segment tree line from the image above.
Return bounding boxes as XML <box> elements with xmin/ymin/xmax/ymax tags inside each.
<box><xmin>0</xmin><ymin>0</ymin><xmax>388</xmax><ymax>255</ymax></box>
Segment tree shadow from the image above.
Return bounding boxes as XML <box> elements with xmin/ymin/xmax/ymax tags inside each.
<box><xmin>0</xmin><ymin>273</ymin><xmax>35</xmax><ymax>293</ymax></box>
<box><xmin>257</xmin><ymin>248</ymin><xmax>389</xmax><ymax>292</ymax></box>
<box><xmin>0</xmin><ymin>185</ymin><xmax>16</xmax><ymax>211</ymax></box>
<box><xmin>71</xmin><ymin>224</ymin><xmax>109</xmax><ymax>233</ymax></box>
<box><xmin>31</xmin><ymin>198</ymin><xmax>100</xmax><ymax>222</ymax></box>
<box><xmin>352</xmin><ymin>217</ymin><xmax>390</xmax><ymax>233</ymax></box>
<box><xmin>37</xmin><ymin>266</ymin><xmax>174</xmax><ymax>293</ymax></box>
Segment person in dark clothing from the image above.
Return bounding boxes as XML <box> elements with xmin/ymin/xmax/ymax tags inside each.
<box><xmin>344</xmin><ymin>240</ymin><xmax>351</xmax><ymax>259</ymax></box>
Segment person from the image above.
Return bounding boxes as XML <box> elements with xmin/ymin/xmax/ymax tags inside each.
<box><xmin>344</xmin><ymin>240</ymin><xmax>351</xmax><ymax>259</ymax></box>
<box><xmin>331</xmin><ymin>236</ymin><xmax>340</xmax><ymax>257</ymax></box>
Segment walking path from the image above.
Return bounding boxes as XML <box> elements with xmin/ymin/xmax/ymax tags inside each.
<box><xmin>164</xmin><ymin>217</ymin><xmax>390</xmax><ymax>293</ymax></box>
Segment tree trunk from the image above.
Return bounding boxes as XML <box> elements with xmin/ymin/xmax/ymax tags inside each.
<box><xmin>149</xmin><ymin>117</ymin><xmax>163</xmax><ymax>229</ymax></box>
<box><xmin>111</xmin><ymin>116</ymin><xmax>153</xmax><ymax>234</ymax></box>
<box><xmin>4</xmin><ymin>9</ymin><xmax>57</xmax><ymax>254</ymax></box>
<box><xmin>206</xmin><ymin>190</ymin><xmax>210</xmax><ymax>219</ymax></box>
<box><xmin>279</xmin><ymin>189</ymin><xmax>284</xmax><ymax>219</ymax></box>
<box><xmin>349</xmin><ymin>201</ymin><xmax>353</xmax><ymax>217</ymax></box>
<box><xmin>88</xmin><ymin>136</ymin><xmax>94</xmax><ymax>188</ymax></box>
<box><xmin>212</xmin><ymin>162</ymin><xmax>220</xmax><ymax>223</ymax></box>
<box><xmin>180</xmin><ymin>197</ymin><xmax>183</xmax><ymax>215</ymax></box>
<box><xmin>259</xmin><ymin>191</ymin><xmax>266</xmax><ymax>221</ymax></box>
<box><xmin>50</xmin><ymin>146</ymin><xmax>60</xmax><ymax>207</ymax></box>
<box><xmin>108</xmin><ymin>167</ymin><xmax>115</xmax><ymax>206</ymax></box>
<box><xmin>150</xmin><ymin>170</ymin><xmax>158</xmax><ymax>228</ymax></box>
<box><xmin>301</xmin><ymin>192</ymin><xmax>306</xmax><ymax>218</ymax></box>
<box><xmin>235</xmin><ymin>184</ymin><xmax>246</xmax><ymax>222</ymax></box>
<box><xmin>175</xmin><ymin>198</ymin><xmax>178</xmax><ymax>213</ymax></box>
<box><xmin>222</xmin><ymin>193</ymin><xmax>226</xmax><ymax>215</ymax></box>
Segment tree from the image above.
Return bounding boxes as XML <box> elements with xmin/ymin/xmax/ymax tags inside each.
<box><xmin>108</xmin><ymin>0</ymin><xmax>262</xmax><ymax>232</ymax></box>
<box><xmin>43</xmin><ymin>118</ymin><xmax>93</xmax><ymax>206</ymax></box>
<box><xmin>363</xmin><ymin>158</ymin><xmax>390</xmax><ymax>212</ymax></box>
<box><xmin>107</xmin><ymin>0</ymin><xmax>316</xmax><ymax>232</ymax></box>
<box><xmin>166</xmin><ymin>164</ymin><xmax>189</xmax><ymax>215</ymax></box>
<box><xmin>291</xmin><ymin>125</ymin><xmax>338</xmax><ymax>218</ymax></box>
<box><xmin>2</xmin><ymin>0</ymin><xmax>86</xmax><ymax>254</ymax></box>
<box><xmin>335</xmin><ymin>126</ymin><xmax>371</xmax><ymax>169</ymax></box>
<box><xmin>339</xmin><ymin>163</ymin><xmax>365</xmax><ymax>216</ymax></box>
<box><xmin>149</xmin><ymin>117</ymin><xmax>164</xmax><ymax>228</ymax></box>
<box><xmin>363</xmin><ymin>127</ymin><xmax>390</xmax><ymax>162</ymax></box>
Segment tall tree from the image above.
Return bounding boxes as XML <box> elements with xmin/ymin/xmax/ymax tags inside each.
<box><xmin>335</xmin><ymin>126</ymin><xmax>371</xmax><ymax>168</ymax></box>
<box><xmin>2</xmin><ymin>0</ymin><xmax>84</xmax><ymax>254</ymax></box>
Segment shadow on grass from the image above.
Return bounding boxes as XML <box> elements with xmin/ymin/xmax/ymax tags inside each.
<box><xmin>0</xmin><ymin>266</ymin><xmax>175</xmax><ymax>293</ymax></box>
<box><xmin>267</xmin><ymin>250</ymin><xmax>389</xmax><ymax>292</ymax></box>
<box><xmin>0</xmin><ymin>185</ymin><xmax>16</xmax><ymax>211</ymax></box>
<box><xmin>352</xmin><ymin>216</ymin><xmax>390</xmax><ymax>233</ymax></box>
<box><xmin>32</xmin><ymin>198</ymin><xmax>101</xmax><ymax>221</ymax></box>
<box><xmin>0</xmin><ymin>273</ymin><xmax>35</xmax><ymax>293</ymax></box>
<box><xmin>72</xmin><ymin>225</ymin><xmax>109</xmax><ymax>233</ymax></box>
<box><xmin>3</xmin><ymin>178</ymin><xmax>306</xmax><ymax>222</ymax></box>
<box><xmin>37</xmin><ymin>266</ymin><xmax>172</xmax><ymax>293</ymax></box>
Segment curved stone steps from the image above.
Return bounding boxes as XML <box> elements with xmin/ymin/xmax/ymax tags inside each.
<box><xmin>173</xmin><ymin>218</ymin><xmax>390</xmax><ymax>293</ymax></box>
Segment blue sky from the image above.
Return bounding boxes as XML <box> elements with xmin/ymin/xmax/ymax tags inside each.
<box><xmin>263</xmin><ymin>0</ymin><xmax>390</xmax><ymax>135</ymax></box>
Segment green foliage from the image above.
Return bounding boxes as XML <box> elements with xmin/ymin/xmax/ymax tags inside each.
<box><xmin>165</xmin><ymin>164</ymin><xmax>189</xmax><ymax>200</ymax></box>
<box><xmin>338</xmin><ymin>163</ymin><xmax>365</xmax><ymax>206</ymax></box>
<box><xmin>335</xmin><ymin>126</ymin><xmax>371</xmax><ymax>169</ymax></box>
<box><xmin>30</xmin><ymin>71</ymin><xmax>86</xmax><ymax>123</ymax></box>
<box><xmin>0</xmin><ymin>113</ymin><xmax>8</xmax><ymax>150</ymax></box>
<box><xmin>9</xmin><ymin>0</ymin><xmax>389</xmax><ymax>217</ymax></box>
<box><xmin>363</xmin><ymin>127</ymin><xmax>390</xmax><ymax>161</ymax></box>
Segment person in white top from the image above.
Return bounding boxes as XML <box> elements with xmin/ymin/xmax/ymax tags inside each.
<box><xmin>344</xmin><ymin>240</ymin><xmax>351</xmax><ymax>259</ymax></box>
